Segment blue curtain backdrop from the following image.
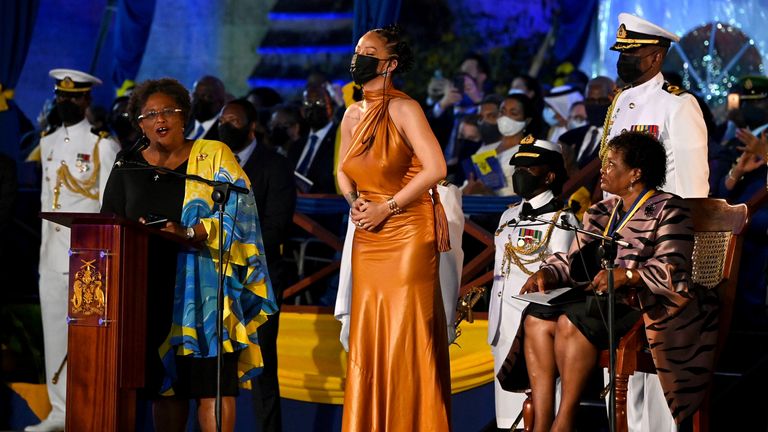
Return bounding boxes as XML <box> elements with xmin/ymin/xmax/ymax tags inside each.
<box><xmin>553</xmin><ymin>0</ymin><xmax>599</xmax><ymax>65</ymax></box>
<box><xmin>0</xmin><ymin>1</ymin><xmax>40</xmax><ymax>163</ymax></box>
<box><xmin>353</xmin><ymin>0</ymin><xmax>402</xmax><ymax>43</ymax></box>
<box><xmin>112</xmin><ymin>0</ymin><xmax>156</xmax><ymax>92</ymax></box>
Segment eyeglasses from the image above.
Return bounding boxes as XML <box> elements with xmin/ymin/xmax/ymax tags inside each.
<box><xmin>138</xmin><ymin>108</ymin><xmax>182</xmax><ymax>122</ymax></box>
<box><xmin>302</xmin><ymin>100</ymin><xmax>327</xmax><ymax>108</ymax></box>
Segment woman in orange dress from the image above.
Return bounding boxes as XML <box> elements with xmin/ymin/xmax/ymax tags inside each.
<box><xmin>336</xmin><ymin>25</ymin><xmax>452</xmax><ymax>431</ymax></box>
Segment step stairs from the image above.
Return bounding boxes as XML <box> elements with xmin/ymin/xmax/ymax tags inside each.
<box><xmin>249</xmin><ymin>0</ymin><xmax>354</xmax><ymax>102</ymax></box>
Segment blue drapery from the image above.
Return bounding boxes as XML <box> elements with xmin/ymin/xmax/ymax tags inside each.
<box><xmin>0</xmin><ymin>1</ymin><xmax>40</xmax><ymax>163</ymax></box>
<box><xmin>111</xmin><ymin>0</ymin><xmax>156</xmax><ymax>92</ymax></box>
<box><xmin>553</xmin><ymin>0</ymin><xmax>599</xmax><ymax>65</ymax></box>
<box><xmin>353</xmin><ymin>0</ymin><xmax>402</xmax><ymax>43</ymax></box>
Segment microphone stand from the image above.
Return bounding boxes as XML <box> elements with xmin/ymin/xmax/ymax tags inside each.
<box><xmin>520</xmin><ymin>213</ymin><xmax>626</xmax><ymax>432</ymax></box>
<box><xmin>116</xmin><ymin>158</ymin><xmax>248</xmax><ymax>432</ymax></box>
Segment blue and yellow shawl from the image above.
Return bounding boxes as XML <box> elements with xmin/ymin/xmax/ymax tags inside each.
<box><xmin>159</xmin><ymin>139</ymin><xmax>277</xmax><ymax>394</ymax></box>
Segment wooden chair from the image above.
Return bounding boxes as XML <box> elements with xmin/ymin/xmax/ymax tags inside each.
<box><xmin>521</xmin><ymin>198</ymin><xmax>749</xmax><ymax>432</ymax></box>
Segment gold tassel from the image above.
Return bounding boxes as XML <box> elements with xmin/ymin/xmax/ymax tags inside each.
<box><xmin>432</xmin><ymin>186</ymin><xmax>451</xmax><ymax>252</ymax></box>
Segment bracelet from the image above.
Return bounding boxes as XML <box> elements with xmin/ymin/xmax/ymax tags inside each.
<box><xmin>727</xmin><ymin>168</ymin><xmax>743</xmax><ymax>183</ymax></box>
<box><xmin>386</xmin><ymin>197</ymin><xmax>404</xmax><ymax>214</ymax></box>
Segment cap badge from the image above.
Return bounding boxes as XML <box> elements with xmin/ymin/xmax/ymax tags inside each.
<box><xmin>617</xmin><ymin>24</ymin><xmax>628</xmax><ymax>39</ymax></box>
<box><xmin>745</xmin><ymin>79</ymin><xmax>753</xmax><ymax>90</ymax></box>
<box><xmin>61</xmin><ymin>77</ymin><xmax>75</xmax><ymax>89</ymax></box>
<box><xmin>520</xmin><ymin>134</ymin><xmax>536</xmax><ymax>145</ymax></box>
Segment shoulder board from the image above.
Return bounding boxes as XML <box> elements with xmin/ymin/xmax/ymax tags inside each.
<box><xmin>438</xmin><ymin>179</ymin><xmax>453</xmax><ymax>187</ymax></box>
<box><xmin>662</xmin><ymin>82</ymin><xmax>687</xmax><ymax>96</ymax></box>
<box><xmin>507</xmin><ymin>201</ymin><xmax>521</xmax><ymax>209</ymax></box>
<box><xmin>42</xmin><ymin>124</ymin><xmax>59</xmax><ymax>137</ymax></box>
<box><xmin>26</xmin><ymin>144</ymin><xmax>42</xmax><ymax>162</ymax></box>
<box><xmin>91</xmin><ymin>128</ymin><xmax>111</xmax><ymax>138</ymax></box>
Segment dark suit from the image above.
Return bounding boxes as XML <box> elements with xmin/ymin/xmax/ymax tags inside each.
<box><xmin>559</xmin><ymin>125</ymin><xmax>601</xmax><ymax>169</ymax></box>
<box><xmin>287</xmin><ymin>123</ymin><xmax>338</xmax><ymax>194</ymax></box>
<box><xmin>242</xmin><ymin>143</ymin><xmax>296</xmax><ymax>432</ymax></box>
<box><xmin>202</xmin><ymin>119</ymin><xmax>220</xmax><ymax>141</ymax></box>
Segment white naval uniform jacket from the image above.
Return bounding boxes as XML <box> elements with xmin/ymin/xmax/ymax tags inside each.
<box><xmin>604</xmin><ymin>72</ymin><xmax>709</xmax><ymax>198</ymax></box>
<box><xmin>487</xmin><ymin>190</ymin><xmax>579</xmax><ymax>346</ymax></box>
<box><xmin>39</xmin><ymin>119</ymin><xmax>120</xmax><ymax>273</ymax></box>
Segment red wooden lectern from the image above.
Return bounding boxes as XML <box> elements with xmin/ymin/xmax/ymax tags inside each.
<box><xmin>39</xmin><ymin>212</ymin><xmax>189</xmax><ymax>431</ymax></box>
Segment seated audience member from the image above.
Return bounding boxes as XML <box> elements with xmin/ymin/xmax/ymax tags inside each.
<box><xmin>543</xmin><ymin>84</ymin><xmax>583</xmax><ymax>144</ymax></box>
<box><xmin>559</xmin><ymin>76</ymin><xmax>616</xmax><ymax>177</ymax></box>
<box><xmin>187</xmin><ymin>75</ymin><xmax>227</xmax><ymax>141</ymax></box>
<box><xmin>287</xmin><ymin>85</ymin><xmax>338</xmax><ymax>194</ymax></box>
<box><xmin>498</xmin><ymin>131</ymin><xmax>718</xmax><ymax>432</ymax></box>
<box><xmin>268</xmin><ymin>104</ymin><xmax>305</xmax><ymax>157</ymax></box>
<box><xmin>463</xmin><ymin>95</ymin><xmax>535</xmax><ymax>196</ymax></box>
<box><xmin>509</xmin><ymin>74</ymin><xmax>547</xmax><ymax>138</ymax></box>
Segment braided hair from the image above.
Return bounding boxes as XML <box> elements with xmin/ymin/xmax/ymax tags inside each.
<box><xmin>369</xmin><ymin>24</ymin><xmax>414</xmax><ymax>74</ymax></box>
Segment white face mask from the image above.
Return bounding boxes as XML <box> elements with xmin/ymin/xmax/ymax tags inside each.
<box><xmin>543</xmin><ymin>106</ymin><xmax>559</xmax><ymax>126</ymax></box>
<box><xmin>497</xmin><ymin>116</ymin><xmax>527</xmax><ymax>137</ymax></box>
<box><xmin>568</xmin><ymin>118</ymin><xmax>587</xmax><ymax>129</ymax></box>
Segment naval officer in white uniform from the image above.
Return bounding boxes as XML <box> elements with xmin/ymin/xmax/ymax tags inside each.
<box><xmin>488</xmin><ymin>136</ymin><xmax>578</xmax><ymax>430</ymax></box>
<box><xmin>599</xmin><ymin>13</ymin><xmax>710</xmax><ymax>432</ymax></box>
<box><xmin>27</xmin><ymin>69</ymin><xmax>120</xmax><ymax>432</ymax></box>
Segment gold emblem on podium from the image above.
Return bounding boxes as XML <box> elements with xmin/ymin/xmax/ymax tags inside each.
<box><xmin>71</xmin><ymin>259</ymin><xmax>105</xmax><ymax>316</ymax></box>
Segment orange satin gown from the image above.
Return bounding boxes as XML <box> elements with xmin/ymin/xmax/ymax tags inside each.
<box><xmin>340</xmin><ymin>88</ymin><xmax>452</xmax><ymax>432</ymax></box>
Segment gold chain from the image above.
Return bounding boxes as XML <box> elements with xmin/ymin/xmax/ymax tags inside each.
<box><xmin>501</xmin><ymin>210</ymin><xmax>562</xmax><ymax>276</ymax></box>
<box><xmin>53</xmin><ymin>136</ymin><xmax>102</xmax><ymax>209</ymax></box>
<box><xmin>598</xmin><ymin>87</ymin><xmax>624</xmax><ymax>162</ymax></box>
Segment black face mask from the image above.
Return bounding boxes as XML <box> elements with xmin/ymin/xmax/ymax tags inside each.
<box><xmin>478</xmin><ymin>122</ymin><xmax>502</xmax><ymax>145</ymax></box>
<box><xmin>741</xmin><ymin>104</ymin><xmax>768</xmax><ymax>129</ymax></box>
<box><xmin>585</xmin><ymin>103</ymin><xmax>611</xmax><ymax>126</ymax></box>
<box><xmin>110</xmin><ymin>113</ymin><xmax>134</xmax><ymax>139</ymax></box>
<box><xmin>192</xmin><ymin>100</ymin><xmax>218</xmax><ymax>122</ymax></box>
<box><xmin>270</xmin><ymin>126</ymin><xmax>290</xmax><ymax>147</ymax></box>
<box><xmin>56</xmin><ymin>100</ymin><xmax>85</xmax><ymax>125</ymax></box>
<box><xmin>616</xmin><ymin>53</ymin><xmax>653</xmax><ymax>84</ymax></box>
<box><xmin>218</xmin><ymin>123</ymin><xmax>250</xmax><ymax>153</ymax></box>
<box><xmin>304</xmin><ymin>106</ymin><xmax>330</xmax><ymax>130</ymax></box>
<box><xmin>512</xmin><ymin>169</ymin><xmax>546</xmax><ymax>199</ymax></box>
<box><xmin>350</xmin><ymin>54</ymin><xmax>385</xmax><ymax>85</ymax></box>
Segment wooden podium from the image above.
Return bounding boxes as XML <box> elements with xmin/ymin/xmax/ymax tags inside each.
<box><xmin>40</xmin><ymin>212</ymin><xmax>190</xmax><ymax>431</ymax></box>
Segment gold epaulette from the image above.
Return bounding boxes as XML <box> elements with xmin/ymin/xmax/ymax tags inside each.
<box><xmin>92</xmin><ymin>129</ymin><xmax>111</xmax><ymax>139</ymax></box>
<box><xmin>662</xmin><ymin>82</ymin><xmax>687</xmax><ymax>96</ymax></box>
<box><xmin>26</xmin><ymin>144</ymin><xmax>42</xmax><ymax>162</ymax></box>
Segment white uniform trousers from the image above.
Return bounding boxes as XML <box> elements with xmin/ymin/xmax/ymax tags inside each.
<box><xmin>38</xmin><ymin>268</ymin><xmax>68</xmax><ymax>422</ymax></box>
<box><xmin>604</xmin><ymin>370</ymin><xmax>676</xmax><ymax>432</ymax></box>
<box><xmin>490</xmin><ymin>297</ymin><xmax>528</xmax><ymax>429</ymax></box>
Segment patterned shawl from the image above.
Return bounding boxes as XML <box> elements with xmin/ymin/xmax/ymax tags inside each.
<box><xmin>159</xmin><ymin>139</ymin><xmax>277</xmax><ymax>394</ymax></box>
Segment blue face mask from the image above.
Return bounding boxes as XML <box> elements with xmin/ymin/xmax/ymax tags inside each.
<box><xmin>543</xmin><ymin>106</ymin><xmax>559</xmax><ymax>126</ymax></box>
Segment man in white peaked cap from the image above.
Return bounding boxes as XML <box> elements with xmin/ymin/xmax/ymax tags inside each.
<box><xmin>25</xmin><ymin>69</ymin><xmax>120</xmax><ymax>432</ymax></box>
<box><xmin>599</xmin><ymin>13</ymin><xmax>709</xmax><ymax>432</ymax></box>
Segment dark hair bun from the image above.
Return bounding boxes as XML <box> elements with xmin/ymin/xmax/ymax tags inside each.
<box><xmin>372</xmin><ymin>24</ymin><xmax>414</xmax><ymax>74</ymax></box>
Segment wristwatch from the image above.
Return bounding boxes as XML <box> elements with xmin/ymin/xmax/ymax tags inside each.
<box><xmin>625</xmin><ymin>269</ymin><xmax>634</xmax><ymax>283</ymax></box>
<box><xmin>185</xmin><ymin>226</ymin><xmax>195</xmax><ymax>240</ymax></box>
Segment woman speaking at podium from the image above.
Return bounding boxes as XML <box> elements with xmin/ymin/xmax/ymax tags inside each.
<box><xmin>101</xmin><ymin>78</ymin><xmax>276</xmax><ymax>432</ymax></box>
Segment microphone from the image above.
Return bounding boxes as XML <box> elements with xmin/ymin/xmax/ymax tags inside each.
<box><xmin>114</xmin><ymin>136</ymin><xmax>149</xmax><ymax>167</ymax></box>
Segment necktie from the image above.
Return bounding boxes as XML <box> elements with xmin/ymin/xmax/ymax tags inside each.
<box><xmin>578</xmin><ymin>128</ymin><xmax>599</xmax><ymax>167</ymax></box>
<box><xmin>191</xmin><ymin>123</ymin><xmax>205</xmax><ymax>140</ymax></box>
<box><xmin>297</xmin><ymin>134</ymin><xmax>319</xmax><ymax>175</ymax></box>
